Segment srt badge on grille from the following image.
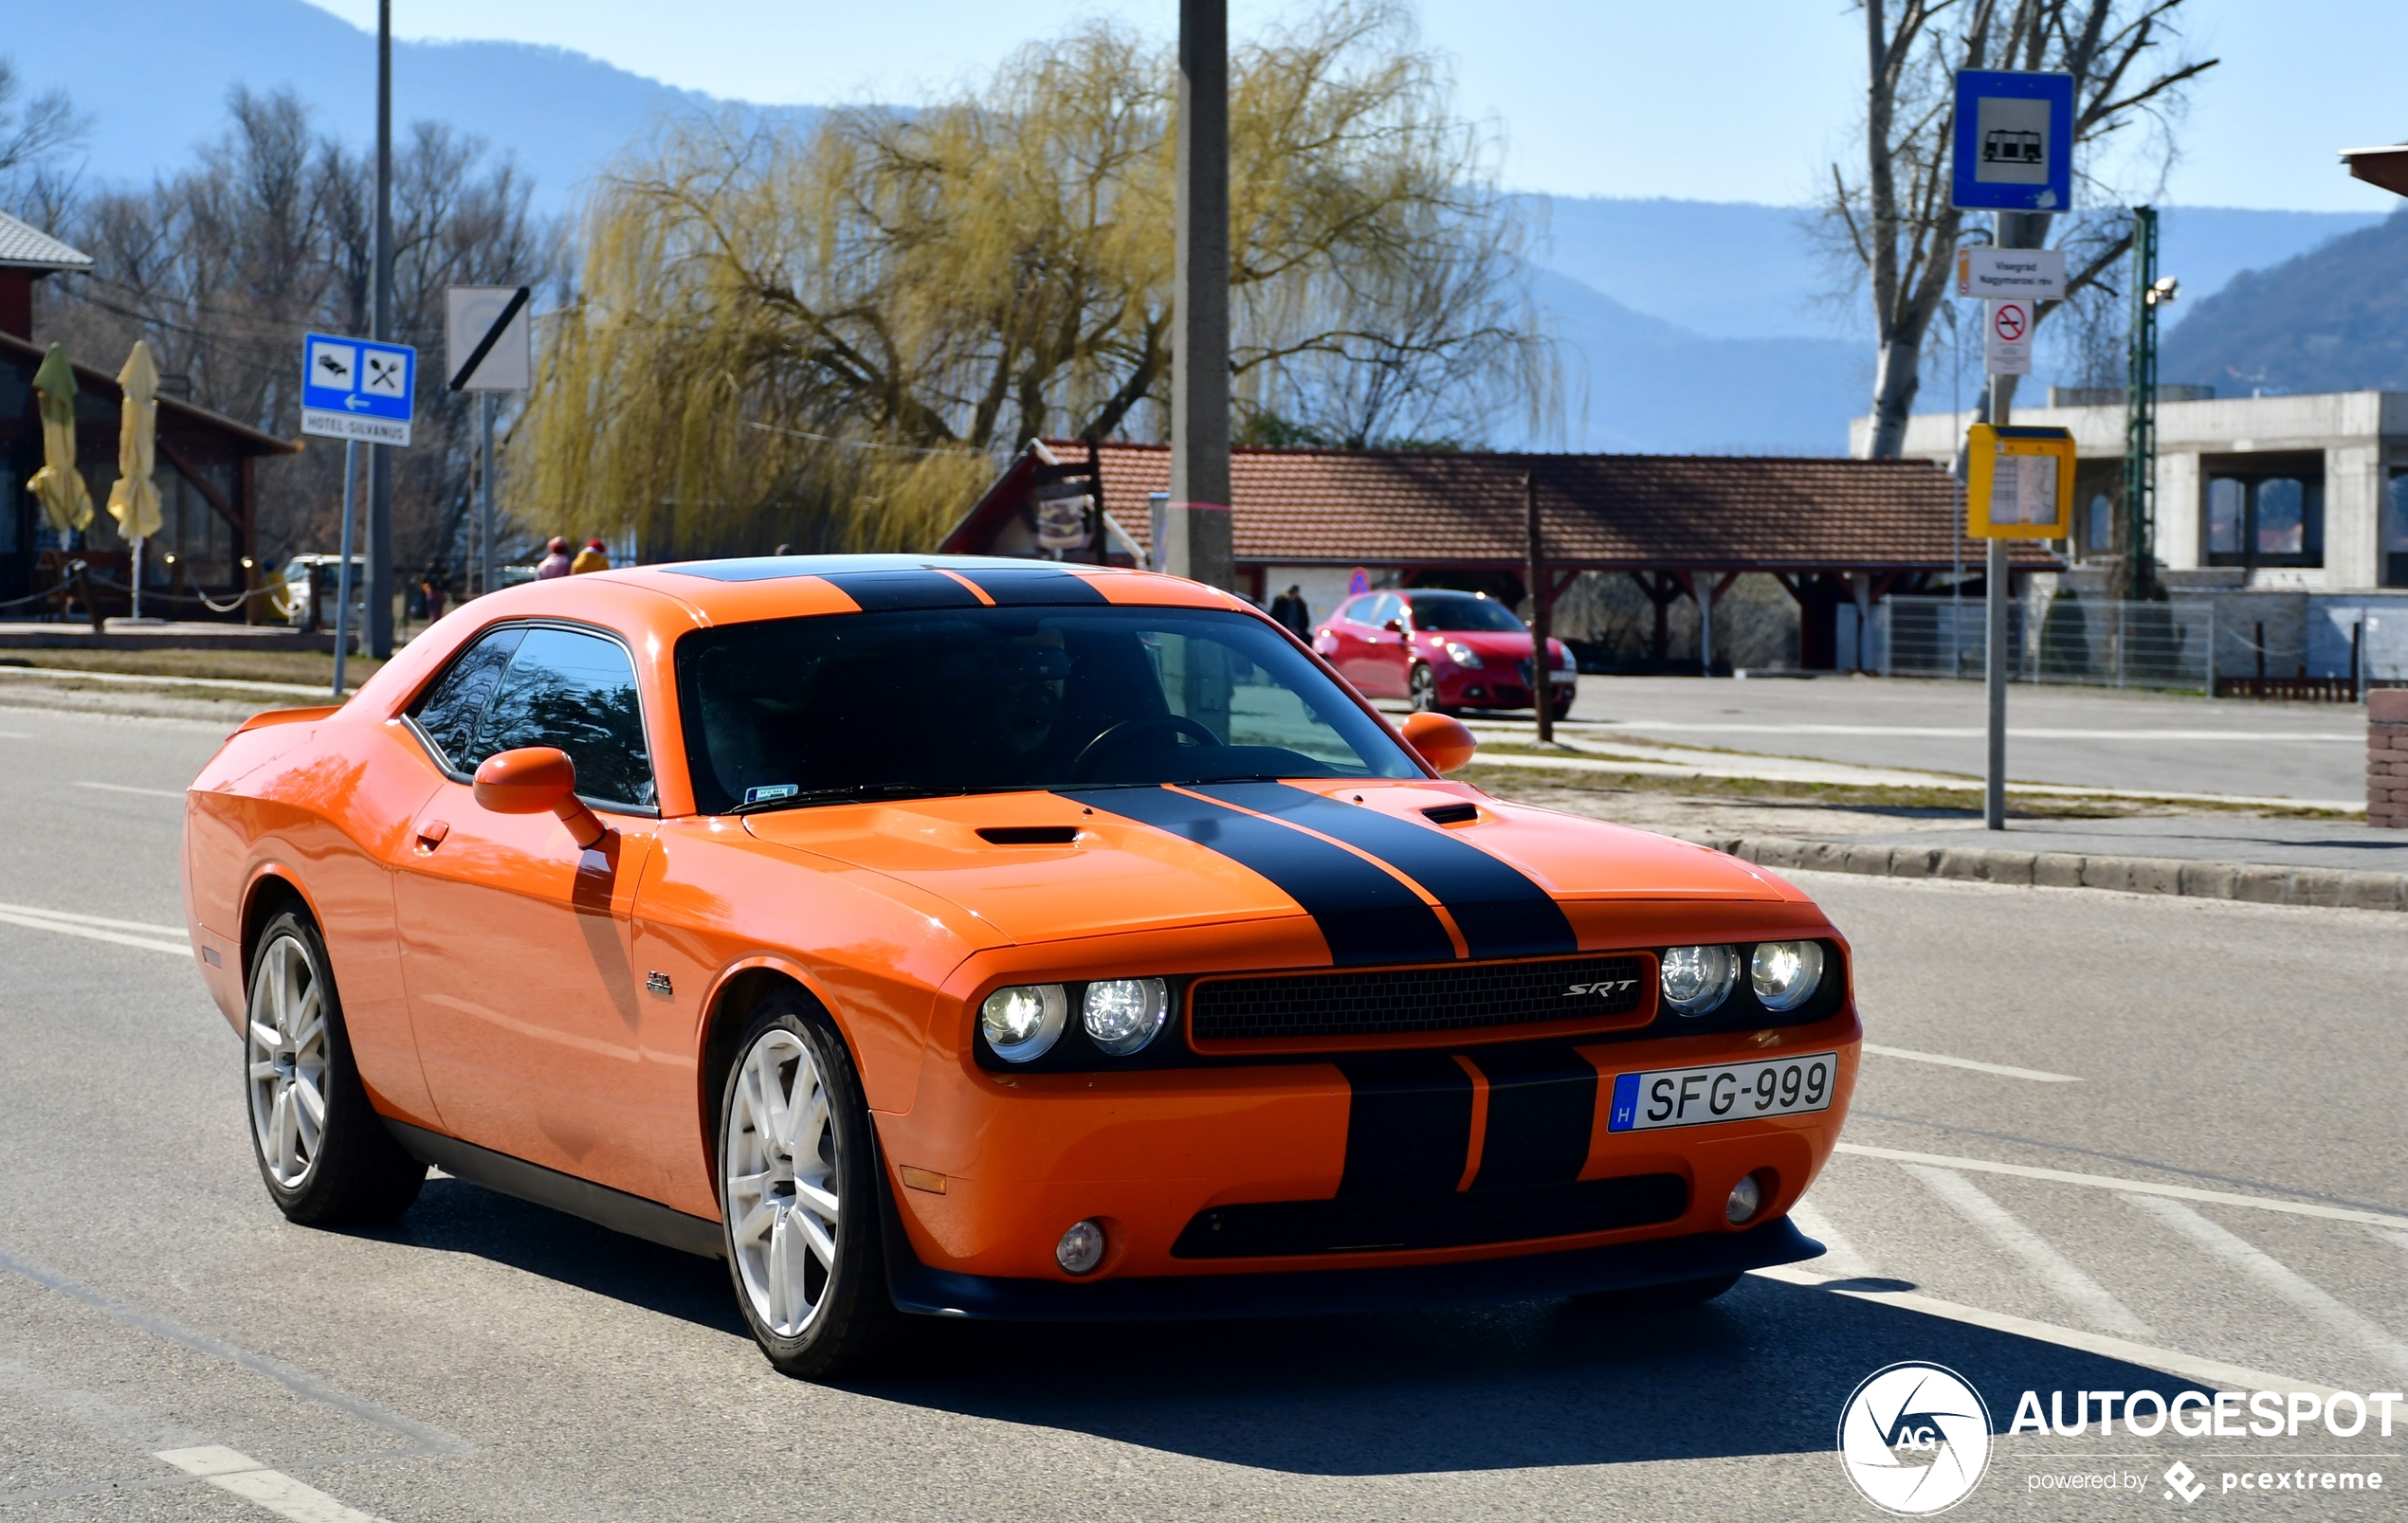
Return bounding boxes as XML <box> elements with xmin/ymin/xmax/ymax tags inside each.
<box><xmin>1566</xmin><ymin>980</ymin><xmax>1636</xmax><ymax>997</ymax></box>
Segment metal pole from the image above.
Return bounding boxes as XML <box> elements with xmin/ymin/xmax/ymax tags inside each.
<box><xmin>332</xmin><ymin>439</ymin><xmax>358</xmax><ymax>697</ymax></box>
<box><xmin>130</xmin><ymin>538</ymin><xmax>142</xmax><ymax>622</ymax></box>
<box><xmin>479</xmin><ymin>391</ymin><xmax>497</xmax><ymax>596</ymax></box>
<box><xmin>2123</xmin><ymin>207</ymin><xmax>2161</xmax><ymax>603</ymax></box>
<box><xmin>366</xmin><ymin>0</ymin><xmax>396</xmax><ymax>656</ymax></box>
<box><xmin>1525</xmin><ymin>470</ymin><xmax>1552</xmax><ymax>743</ymax></box>
<box><xmin>1167</xmin><ymin>0</ymin><xmax>1232</xmax><ymax>590</ymax></box>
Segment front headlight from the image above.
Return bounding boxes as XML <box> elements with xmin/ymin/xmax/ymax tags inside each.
<box><xmin>1750</xmin><ymin>941</ymin><xmax>1825</xmax><ymax>1011</ymax></box>
<box><xmin>1442</xmin><ymin>641</ymin><xmax>1484</xmax><ymax>669</ymax></box>
<box><xmin>980</xmin><ymin>984</ymin><xmax>1067</xmax><ymax>1061</ymax></box>
<box><xmin>1083</xmin><ymin>977</ymin><xmax>1168</xmax><ymax>1056</ymax></box>
<box><xmin>1660</xmin><ymin>945</ymin><xmax>1738</xmax><ymax>1017</ymax></box>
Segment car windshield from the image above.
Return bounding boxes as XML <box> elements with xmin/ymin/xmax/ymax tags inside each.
<box><xmin>1407</xmin><ymin>592</ymin><xmax>1525</xmax><ymax>633</ymax></box>
<box><xmin>676</xmin><ymin>607</ymin><xmax>1424</xmax><ymax>814</ymax></box>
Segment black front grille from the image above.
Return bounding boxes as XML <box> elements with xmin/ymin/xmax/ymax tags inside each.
<box><xmin>1190</xmin><ymin>955</ymin><xmax>1647</xmax><ymax>1044</ymax></box>
<box><xmin>1172</xmin><ymin>1173</ymin><xmax>1688</xmax><ymax>1258</ymax></box>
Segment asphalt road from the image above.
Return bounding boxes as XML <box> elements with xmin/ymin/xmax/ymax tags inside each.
<box><xmin>3</xmin><ymin>701</ymin><xmax>2404</xmax><ymax>1521</ymax></box>
<box><xmin>1558</xmin><ymin>676</ymin><xmax>2368</xmax><ymax>804</ymax></box>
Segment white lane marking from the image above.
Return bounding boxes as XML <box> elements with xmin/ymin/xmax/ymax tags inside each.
<box><xmin>1861</xmin><ymin>1043</ymin><xmax>2081</xmax><ymax>1082</ymax></box>
<box><xmin>0</xmin><ymin>908</ymin><xmax>190</xmax><ymax>956</ymax></box>
<box><xmin>0</xmin><ymin>665</ymin><xmax>333</xmax><ymax>697</ymax></box>
<box><xmin>155</xmin><ymin>1447</ymin><xmax>384</xmax><ymax>1523</ymax></box>
<box><xmin>1833</xmin><ymin>1143</ymin><xmax>2408</xmax><ymax>1231</ymax></box>
<box><xmin>1787</xmin><ymin>1200</ymin><xmax>1880</xmax><ymax>1281</ymax></box>
<box><xmin>0</xmin><ymin>900</ymin><xmax>185</xmax><ymax>935</ymax></box>
<box><xmin>1585</xmin><ymin>723</ymin><xmax>2362</xmax><ymax>743</ymax></box>
<box><xmin>1904</xmin><ymin>1165</ymin><xmax>2155</xmax><ymax>1338</ymax></box>
<box><xmin>73</xmin><ymin>780</ymin><xmax>186</xmax><ymax>800</ymax></box>
<box><xmin>1751</xmin><ymin>1264</ymin><xmax>2344</xmax><ymax>1401</ymax></box>
<box><xmin>2122</xmin><ymin>1195</ymin><xmax>2408</xmax><ymax>1381</ymax></box>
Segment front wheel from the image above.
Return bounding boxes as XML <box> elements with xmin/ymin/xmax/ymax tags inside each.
<box><xmin>245</xmin><ymin>907</ymin><xmax>425</xmax><ymax>1224</ymax></box>
<box><xmin>1408</xmin><ymin>663</ymin><xmax>1445</xmax><ymax>713</ymax></box>
<box><xmin>719</xmin><ymin>992</ymin><xmax>896</xmax><ymax>1379</ymax></box>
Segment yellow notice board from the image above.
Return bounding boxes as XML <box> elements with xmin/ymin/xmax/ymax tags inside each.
<box><xmin>1966</xmin><ymin>424</ymin><xmax>2074</xmax><ymax>538</ymax></box>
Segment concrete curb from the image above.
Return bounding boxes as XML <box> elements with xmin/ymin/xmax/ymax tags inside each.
<box><xmin>1683</xmin><ymin>833</ymin><xmax>2408</xmax><ymax>914</ymax></box>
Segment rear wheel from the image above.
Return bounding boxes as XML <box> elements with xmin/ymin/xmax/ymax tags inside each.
<box><xmin>718</xmin><ymin>991</ymin><xmax>896</xmax><ymax>1379</ymax></box>
<box><xmin>244</xmin><ymin>907</ymin><xmax>425</xmax><ymax>1224</ymax></box>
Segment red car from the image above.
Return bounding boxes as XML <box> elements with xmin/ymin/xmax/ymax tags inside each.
<box><xmin>1313</xmin><ymin>589</ymin><xmax>1577</xmax><ymax>717</ymax></box>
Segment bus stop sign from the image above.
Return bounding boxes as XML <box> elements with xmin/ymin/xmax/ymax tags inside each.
<box><xmin>1952</xmin><ymin>70</ymin><xmax>2074</xmax><ymax>212</ymax></box>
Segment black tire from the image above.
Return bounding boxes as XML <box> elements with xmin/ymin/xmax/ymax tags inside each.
<box><xmin>244</xmin><ymin>906</ymin><xmax>426</xmax><ymax>1225</ymax></box>
<box><xmin>717</xmin><ymin>990</ymin><xmax>897</xmax><ymax>1380</ymax></box>
<box><xmin>1573</xmin><ymin>1272</ymin><xmax>1742</xmax><ymax>1312</ymax></box>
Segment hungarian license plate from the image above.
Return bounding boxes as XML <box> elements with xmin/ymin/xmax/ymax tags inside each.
<box><xmin>1606</xmin><ymin>1052</ymin><xmax>1837</xmax><ymax>1133</ymax></box>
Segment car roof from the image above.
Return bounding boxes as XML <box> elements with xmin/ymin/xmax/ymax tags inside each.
<box><xmin>586</xmin><ymin>553</ymin><xmax>1251</xmax><ymax>626</ymax></box>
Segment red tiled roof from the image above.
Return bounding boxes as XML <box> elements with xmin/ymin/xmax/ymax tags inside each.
<box><xmin>950</xmin><ymin>442</ymin><xmax>2051</xmax><ymax>571</ymax></box>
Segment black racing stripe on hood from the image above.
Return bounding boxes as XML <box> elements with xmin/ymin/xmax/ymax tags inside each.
<box><xmin>952</xmin><ymin>566</ymin><xmax>1109</xmax><ymax>606</ymax></box>
<box><xmin>816</xmin><ymin>570</ymin><xmax>984</xmax><ymax>610</ymax></box>
<box><xmin>1332</xmin><ymin>1052</ymin><xmax>1473</xmax><ymax>1198</ymax></box>
<box><xmin>1191</xmin><ymin>782</ymin><xmax>1577</xmax><ymax>960</ymax></box>
<box><xmin>1462</xmin><ymin>1045</ymin><xmax>1597</xmax><ymax>1191</ymax></box>
<box><xmin>1057</xmin><ymin>786</ymin><xmax>1455</xmax><ymax>966</ymax></box>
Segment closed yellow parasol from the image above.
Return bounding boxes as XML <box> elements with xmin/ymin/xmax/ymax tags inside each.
<box><xmin>27</xmin><ymin>343</ymin><xmax>92</xmax><ymax>535</ymax></box>
<box><xmin>107</xmin><ymin>340</ymin><xmax>165</xmax><ymax>618</ymax></box>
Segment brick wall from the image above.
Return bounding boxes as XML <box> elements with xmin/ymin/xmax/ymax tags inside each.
<box><xmin>2373</xmin><ymin>689</ymin><xmax>2408</xmax><ymax>828</ymax></box>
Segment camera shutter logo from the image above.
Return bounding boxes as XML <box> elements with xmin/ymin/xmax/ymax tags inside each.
<box><xmin>1836</xmin><ymin>1362</ymin><xmax>1993</xmax><ymax>1514</ymax></box>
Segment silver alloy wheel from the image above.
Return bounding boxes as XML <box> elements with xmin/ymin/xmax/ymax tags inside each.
<box><xmin>724</xmin><ymin>1028</ymin><xmax>841</xmax><ymax>1337</ymax></box>
<box><xmin>1410</xmin><ymin>663</ymin><xmax>1437</xmax><ymax>710</ymax></box>
<box><xmin>246</xmin><ymin>933</ymin><xmax>328</xmax><ymax>1189</ymax></box>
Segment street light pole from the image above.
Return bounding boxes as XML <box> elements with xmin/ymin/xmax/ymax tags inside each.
<box><xmin>1167</xmin><ymin>0</ymin><xmax>1233</xmax><ymax>591</ymax></box>
<box><xmin>366</xmin><ymin>0</ymin><xmax>395</xmax><ymax>656</ymax></box>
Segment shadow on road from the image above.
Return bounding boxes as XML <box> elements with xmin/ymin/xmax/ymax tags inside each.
<box><xmin>372</xmin><ymin>1182</ymin><xmax>2202</xmax><ymax>1477</ymax></box>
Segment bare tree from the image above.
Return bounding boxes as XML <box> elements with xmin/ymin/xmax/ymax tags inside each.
<box><xmin>37</xmin><ymin>90</ymin><xmax>558</xmax><ymax>571</ymax></box>
<box><xmin>0</xmin><ymin>55</ymin><xmax>90</xmax><ymax>227</ymax></box>
<box><xmin>1827</xmin><ymin>0</ymin><xmax>2214</xmax><ymax>458</ymax></box>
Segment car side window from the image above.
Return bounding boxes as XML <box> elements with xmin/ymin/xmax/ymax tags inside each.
<box><xmin>467</xmin><ymin>627</ymin><xmax>658</xmax><ymax>809</ymax></box>
<box><xmin>409</xmin><ymin>626</ymin><xmax>526</xmax><ymax>770</ymax></box>
<box><xmin>1371</xmin><ymin>593</ymin><xmax>1404</xmax><ymax>626</ymax></box>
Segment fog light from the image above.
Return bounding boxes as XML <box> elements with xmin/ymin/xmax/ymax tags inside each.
<box><xmin>1083</xmin><ymin>977</ymin><xmax>1168</xmax><ymax>1056</ymax></box>
<box><xmin>979</xmin><ymin>984</ymin><xmax>1067</xmax><ymax>1062</ymax></box>
<box><xmin>1750</xmin><ymin>940</ymin><xmax>1825</xmax><ymax>1012</ymax></box>
<box><xmin>1660</xmin><ymin>944</ymin><xmax>1738</xmax><ymax>1016</ymax></box>
<box><xmin>1056</xmin><ymin>1219</ymin><xmax>1106</xmax><ymax>1275</ymax></box>
<box><xmin>1725</xmin><ymin>1174</ymin><xmax>1763</xmax><ymax>1225</ymax></box>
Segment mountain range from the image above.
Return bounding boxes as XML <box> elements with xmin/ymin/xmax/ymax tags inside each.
<box><xmin>5</xmin><ymin>0</ymin><xmax>2395</xmax><ymax>454</ymax></box>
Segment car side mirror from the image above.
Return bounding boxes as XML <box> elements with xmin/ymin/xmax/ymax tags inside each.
<box><xmin>472</xmin><ymin>746</ymin><xmax>609</xmax><ymax>849</ymax></box>
<box><xmin>1382</xmin><ymin>618</ymin><xmax>1406</xmax><ymax>635</ymax></box>
<box><xmin>1401</xmin><ymin>712</ymin><xmax>1476</xmax><ymax>774</ymax></box>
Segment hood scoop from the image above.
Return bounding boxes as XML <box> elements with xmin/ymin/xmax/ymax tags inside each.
<box><xmin>976</xmin><ymin>825</ymin><xmax>1081</xmax><ymax>845</ymax></box>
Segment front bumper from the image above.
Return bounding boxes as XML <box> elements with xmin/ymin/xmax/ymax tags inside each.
<box><xmin>884</xmin><ymin>1211</ymin><xmax>1822</xmax><ymax>1320</ymax></box>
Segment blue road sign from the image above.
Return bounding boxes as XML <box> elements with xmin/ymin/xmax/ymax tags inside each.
<box><xmin>300</xmin><ymin>333</ymin><xmax>416</xmax><ymax>445</ymax></box>
<box><xmin>1951</xmin><ymin>70</ymin><xmax>2074</xmax><ymax>213</ymax></box>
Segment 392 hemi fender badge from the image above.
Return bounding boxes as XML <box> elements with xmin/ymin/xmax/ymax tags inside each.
<box><xmin>646</xmin><ymin>971</ymin><xmax>674</xmax><ymax>996</ymax></box>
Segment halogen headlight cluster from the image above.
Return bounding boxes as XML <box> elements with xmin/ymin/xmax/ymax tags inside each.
<box><xmin>1441</xmin><ymin>641</ymin><xmax>1484</xmax><ymax>669</ymax></box>
<box><xmin>979</xmin><ymin>978</ymin><xmax>1169</xmax><ymax>1061</ymax></box>
<box><xmin>1658</xmin><ymin>941</ymin><xmax>1826</xmax><ymax>1017</ymax></box>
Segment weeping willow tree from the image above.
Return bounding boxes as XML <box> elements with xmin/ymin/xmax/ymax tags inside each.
<box><xmin>522</xmin><ymin>3</ymin><xmax>1553</xmax><ymax>556</ymax></box>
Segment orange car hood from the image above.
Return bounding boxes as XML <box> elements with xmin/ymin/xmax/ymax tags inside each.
<box><xmin>739</xmin><ymin>781</ymin><xmax>1779</xmax><ymax>950</ymax></box>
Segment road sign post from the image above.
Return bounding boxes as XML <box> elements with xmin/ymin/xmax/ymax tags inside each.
<box><xmin>1954</xmin><ymin>68</ymin><xmax>2073</xmax><ymax>831</ymax></box>
<box><xmin>446</xmin><ymin>285</ymin><xmax>533</xmax><ymax>595</ymax></box>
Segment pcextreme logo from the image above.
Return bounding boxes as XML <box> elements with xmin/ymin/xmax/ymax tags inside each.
<box><xmin>1837</xmin><ymin>1362</ymin><xmax>1995</xmax><ymax>1515</ymax></box>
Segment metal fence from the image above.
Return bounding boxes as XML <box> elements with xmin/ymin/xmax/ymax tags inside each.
<box><xmin>1878</xmin><ymin>594</ymin><xmax>2216</xmax><ymax>694</ymax></box>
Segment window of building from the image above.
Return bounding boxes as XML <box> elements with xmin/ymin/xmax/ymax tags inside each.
<box><xmin>2086</xmin><ymin>492</ymin><xmax>2113</xmax><ymax>552</ymax></box>
<box><xmin>2384</xmin><ymin>469</ymin><xmax>2408</xmax><ymax>589</ymax></box>
<box><xmin>2204</xmin><ymin>457</ymin><xmax>2323</xmax><ymax>569</ymax></box>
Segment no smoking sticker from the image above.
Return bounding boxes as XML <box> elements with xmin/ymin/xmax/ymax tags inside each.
<box><xmin>1984</xmin><ymin>297</ymin><xmax>2033</xmax><ymax>375</ymax></box>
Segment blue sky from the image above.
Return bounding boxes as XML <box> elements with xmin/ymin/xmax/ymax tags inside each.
<box><xmin>297</xmin><ymin>0</ymin><xmax>2406</xmax><ymax>212</ymax></box>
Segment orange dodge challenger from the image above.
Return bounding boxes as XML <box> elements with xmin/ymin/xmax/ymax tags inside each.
<box><xmin>183</xmin><ymin>555</ymin><xmax>1858</xmax><ymax>1377</ymax></box>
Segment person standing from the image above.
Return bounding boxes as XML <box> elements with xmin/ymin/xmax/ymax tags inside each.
<box><xmin>420</xmin><ymin>563</ymin><xmax>449</xmax><ymax>623</ymax></box>
<box><xmin>570</xmin><ymin>537</ymin><xmax>611</xmax><ymax>575</ymax></box>
<box><xmin>1269</xmin><ymin>584</ymin><xmax>1312</xmax><ymax>641</ymax></box>
<box><xmin>536</xmin><ymin>536</ymin><xmax>573</xmax><ymax>579</ymax></box>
